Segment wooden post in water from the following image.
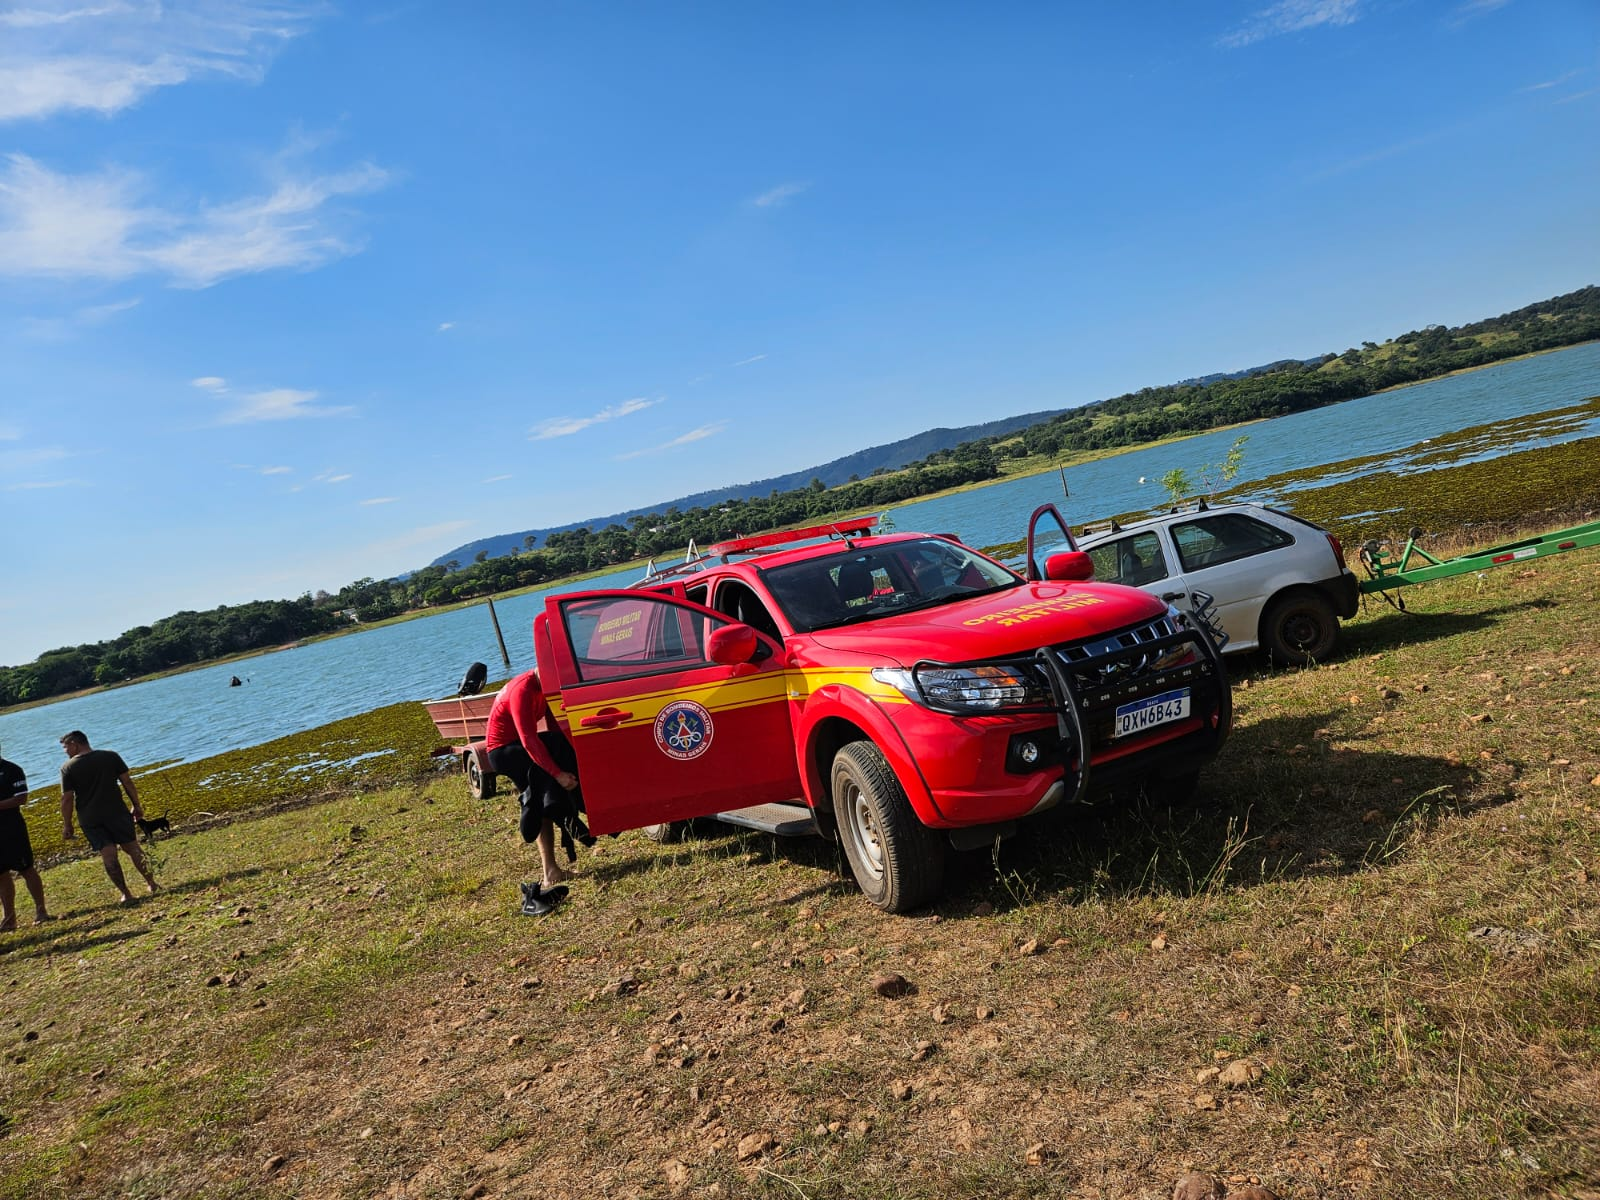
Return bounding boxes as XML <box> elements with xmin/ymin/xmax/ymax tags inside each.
<box><xmin>486</xmin><ymin>598</ymin><xmax>511</xmax><ymax>671</ymax></box>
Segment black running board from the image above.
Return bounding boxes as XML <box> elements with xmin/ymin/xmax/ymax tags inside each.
<box><xmin>714</xmin><ymin>801</ymin><xmax>818</xmax><ymax>837</ymax></box>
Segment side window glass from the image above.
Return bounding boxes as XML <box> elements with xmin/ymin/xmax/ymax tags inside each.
<box><xmin>1091</xmin><ymin>534</ymin><xmax>1168</xmax><ymax>585</ymax></box>
<box><xmin>1172</xmin><ymin>515</ymin><xmax>1292</xmax><ymax>571</ymax></box>
<box><xmin>714</xmin><ymin>582</ymin><xmax>783</xmax><ymax>642</ymax></box>
<box><xmin>1086</xmin><ymin>540</ymin><xmax>1126</xmax><ymax>583</ymax></box>
<box><xmin>559</xmin><ymin>595</ymin><xmax>718</xmax><ymax>683</ymax></box>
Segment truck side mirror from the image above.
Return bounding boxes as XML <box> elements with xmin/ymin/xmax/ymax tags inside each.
<box><xmin>708</xmin><ymin>623</ymin><xmax>759</xmax><ymax>665</ymax></box>
<box><xmin>1044</xmin><ymin>551</ymin><xmax>1095</xmax><ymax>582</ymax></box>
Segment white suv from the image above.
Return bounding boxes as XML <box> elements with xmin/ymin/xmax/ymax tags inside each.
<box><xmin>1076</xmin><ymin>502</ymin><xmax>1359</xmax><ymax>665</ymax></box>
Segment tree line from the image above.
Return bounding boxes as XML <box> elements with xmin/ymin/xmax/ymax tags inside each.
<box><xmin>4</xmin><ymin>283</ymin><xmax>1596</xmax><ymax>706</ymax></box>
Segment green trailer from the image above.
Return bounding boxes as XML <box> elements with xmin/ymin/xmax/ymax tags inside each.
<box><xmin>1358</xmin><ymin>518</ymin><xmax>1600</xmax><ymax>597</ymax></box>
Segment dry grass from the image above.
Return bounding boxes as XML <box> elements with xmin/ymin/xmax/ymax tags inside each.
<box><xmin>2</xmin><ymin>532</ymin><xmax>1597</xmax><ymax>1200</ymax></box>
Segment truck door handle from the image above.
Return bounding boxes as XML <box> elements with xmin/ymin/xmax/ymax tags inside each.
<box><xmin>1161</xmin><ymin>590</ymin><xmax>1187</xmax><ymax>602</ymax></box>
<box><xmin>580</xmin><ymin>708</ymin><xmax>632</xmax><ymax>729</ymax></box>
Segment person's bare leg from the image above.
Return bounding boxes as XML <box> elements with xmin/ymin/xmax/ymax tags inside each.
<box><xmin>0</xmin><ymin>871</ymin><xmax>16</xmax><ymax>931</ymax></box>
<box><xmin>121</xmin><ymin>841</ymin><xmax>158</xmax><ymax>892</ymax></box>
<box><xmin>21</xmin><ymin>868</ymin><xmax>50</xmax><ymax>921</ymax></box>
<box><xmin>99</xmin><ymin>845</ymin><xmax>135</xmax><ymax>903</ymax></box>
<box><xmin>538</xmin><ymin>821</ymin><xmax>570</xmax><ymax>888</ymax></box>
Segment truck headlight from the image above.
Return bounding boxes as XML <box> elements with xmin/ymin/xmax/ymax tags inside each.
<box><xmin>873</xmin><ymin>663</ymin><xmax>1048</xmax><ymax>711</ymax></box>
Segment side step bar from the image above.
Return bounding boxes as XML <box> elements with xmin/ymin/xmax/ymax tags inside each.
<box><xmin>714</xmin><ymin>801</ymin><xmax>819</xmax><ymax>837</ymax></box>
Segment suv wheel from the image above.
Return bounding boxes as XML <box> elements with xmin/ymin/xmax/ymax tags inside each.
<box><xmin>831</xmin><ymin>741</ymin><xmax>945</xmax><ymax>913</ymax></box>
<box><xmin>1262</xmin><ymin>591</ymin><xmax>1338</xmax><ymax>666</ymax></box>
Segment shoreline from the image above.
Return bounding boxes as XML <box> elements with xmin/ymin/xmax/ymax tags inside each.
<box><xmin>5</xmin><ymin>339</ymin><xmax>1594</xmax><ymax>717</ymax></box>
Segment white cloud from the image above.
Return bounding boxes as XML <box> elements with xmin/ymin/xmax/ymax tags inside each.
<box><xmin>530</xmin><ymin>396</ymin><xmax>658</xmax><ymax>440</ymax></box>
<box><xmin>482</xmin><ymin>474</ymin><xmax>512</xmax><ymax>483</ymax></box>
<box><xmin>214</xmin><ymin>387</ymin><xmax>353</xmax><ymax>424</ymax></box>
<box><xmin>260</xmin><ymin>465</ymin><xmax>292</xmax><ymax>475</ymax></box>
<box><xmin>1219</xmin><ymin>0</ymin><xmax>1362</xmax><ymax>48</ymax></box>
<box><xmin>0</xmin><ymin>152</ymin><xmax>390</xmax><ymax>288</ymax></box>
<box><xmin>0</xmin><ymin>1</ymin><xmax>319</xmax><ymax>122</ymax></box>
<box><xmin>314</xmin><ymin>470</ymin><xmax>352</xmax><ymax>483</ymax></box>
<box><xmin>360</xmin><ymin>496</ymin><xmax>398</xmax><ymax>506</ymax></box>
<box><xmin>615</xmin><ymin>423</ymin><xmax>727</xmax><ymax>460</ymax></box>
<box><xmin>437</xmin><ymin>321</ymin><xmax>455</xmax><ymax>332</ymax></box>
<box><xmin>192</xmin><ymin>375</ymin><xmax>228</xmax><ymax>392</ymax></box>
<box><xmin>21</xmin><ymin>295</ymin><xmax>142</xmax><ymax>340</ymax></box>
<box><xmin>731</xmin><ymin>354</ymin><xmax>767</xmax><ymax>367</ymax></box>
<box><xmin>752</xmin><ymin>182</ymin><xmax>810</xmax><ymax>208</ymax></box>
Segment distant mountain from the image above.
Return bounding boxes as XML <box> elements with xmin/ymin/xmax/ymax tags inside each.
<box><xmin>1176</xmin><ymin>357</ymin><xmax>1327</xmax><ymax>388</ymax></box>
<box><xmin>430</xmin><ymin>408</ymin><xmax>1071</xmax><ymax>566</ymax></box>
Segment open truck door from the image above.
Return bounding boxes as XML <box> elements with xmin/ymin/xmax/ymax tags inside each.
<box><xmin>539</xmin><ymin>589</ymin><xmax>802</xmax><ymax>835</ymax></box>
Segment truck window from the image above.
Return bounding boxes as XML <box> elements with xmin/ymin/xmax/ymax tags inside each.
<box><xmin>559</xmin><ymin>594</ymin><xmax>714</xmax><ymax>683</ymax></box>
<box><xmin>713</xmin><ymin>581</ymin><xmax>783</xmax><ymax>642</ymax></box>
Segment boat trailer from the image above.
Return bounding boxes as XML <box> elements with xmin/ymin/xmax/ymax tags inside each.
<box><xmin>1358</xmin><ymin>518</ymin><xmax>1600</xmax><ymax>604</ymax></box>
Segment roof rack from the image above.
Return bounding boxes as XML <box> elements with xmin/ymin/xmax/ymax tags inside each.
<box><xmin>1079</xmin><ymin>518</ymin><xmax>1123</xmax><ymax>537</ymax></box>
<box><xmin>636</xmin><ymin>516</ymin><xmax>881</xmax><ymax>587</ymax></box>
<box><xmin>1167</xmin><ymin>499</ymin><xmax>1210</xmax><ymax>515</ymax></box>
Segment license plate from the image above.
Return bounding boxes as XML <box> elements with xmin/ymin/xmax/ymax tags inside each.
<box><xmin>1114</xmin><ymin>688</ymin><xmax>1191</xmax><ymax>738</ymax></box>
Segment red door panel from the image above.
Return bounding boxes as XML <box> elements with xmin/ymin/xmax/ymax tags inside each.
<box><xmin>545</xmin><ymin>591</ymin><xmax>801</xmax><ymax>835</ymax></box>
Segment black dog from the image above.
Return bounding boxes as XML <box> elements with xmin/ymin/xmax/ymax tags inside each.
<box><xmin>136</xmin><ymin>816</ymin><xmax>172</xmax><ymax>842</ymax></box>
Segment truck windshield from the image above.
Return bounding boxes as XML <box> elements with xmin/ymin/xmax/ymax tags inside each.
<box><xmin>761</xmin><ymin>538</ymin><xmax>1020</xmax><ymax>632</ymax></box>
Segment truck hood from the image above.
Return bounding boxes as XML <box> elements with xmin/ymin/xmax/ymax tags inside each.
<box><xmin>805</xmin><ymin>580</ymin><xmax>1171</xmax><ymax>664</ymax></box>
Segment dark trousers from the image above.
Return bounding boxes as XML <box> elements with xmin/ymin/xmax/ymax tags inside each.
<box><xmin>488</xmin><ymin>732</ymin><xmax>577</xmax><ymax>843</ymax></box>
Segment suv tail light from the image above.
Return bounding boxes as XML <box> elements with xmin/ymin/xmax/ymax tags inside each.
<box><xmin>1326</xmin><ymin>532</ymin><xmax>1346</xmax><ymax>564</ymax></box>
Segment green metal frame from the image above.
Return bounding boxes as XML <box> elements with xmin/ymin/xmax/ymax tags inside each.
<box><xmin>1358</xmin><ymin>519</ymin><xmax>1600</xmax><ymax>594</ymax></box>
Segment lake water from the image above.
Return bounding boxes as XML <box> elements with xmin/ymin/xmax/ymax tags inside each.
<box><xmin>4</xmin><ymin>341</ymin><xmax>1597</xmax><ymax>785</ymax></box>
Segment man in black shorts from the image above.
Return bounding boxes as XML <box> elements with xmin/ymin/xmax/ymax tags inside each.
<box><xmin>58</xmin><ymin>731</ymin><xmax>158</xmax><ymax>906</ymax></box>
<box><xmin>0</xmin><ymin>745</ymin><xmax>52</xmax><ymax>931</ymax></box>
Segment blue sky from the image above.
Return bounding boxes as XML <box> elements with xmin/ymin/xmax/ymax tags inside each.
<box><xmin>1</xmin><ymin>0</ymin><xmax>1596</xmax><ymax>666</ymax></box>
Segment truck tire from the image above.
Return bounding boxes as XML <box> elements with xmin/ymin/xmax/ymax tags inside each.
<box><xmin>1261</xmin><ymin>591</ymin><xmax>1338</xmax><ymax>666</ymax></box>
<box><xmin>831</xmin><ymin>741</ymin><xmax>945</xmax><ymax>913</ymax></box>
<box><xmin>640</xmin><ymin>821</ymin><xmax>690</xmax><ymax>844</ymax></box>
<box><xmin>466</xmin><ymin>754</ymin><xmax>496</xmax><ymax>800</ymax></box>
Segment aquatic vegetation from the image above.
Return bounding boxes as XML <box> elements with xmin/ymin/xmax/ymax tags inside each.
<box><xmin>29</xmin><ymin>700</ymin><xmax>443</xmax><ymax>863</ymax></box>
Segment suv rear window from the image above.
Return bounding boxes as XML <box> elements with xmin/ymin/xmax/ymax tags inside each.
<box><xmin>1170</xmin><ymin>513</ymin><xmax>1293</xmax><ymax>572</ymax></box>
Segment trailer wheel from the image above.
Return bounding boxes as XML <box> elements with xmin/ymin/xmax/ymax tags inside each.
<box><xmin>640</xmin><ymin>821</ymin><xmax>690</xmax><ymax>844</ymax></box>
<box><xmin>1262</xmin><ymin>592</ymin><xmax>1338</xmax><ymax>666</ymax></box>
<box><xmin>465</xmin><ymin>754</ymin><xmax>496</xmax><ymax>800</ymax></box>
<box><xmin>831</xmin><ymin>741</ymin><xmax>944</xmax><ymax>913</ymax></box>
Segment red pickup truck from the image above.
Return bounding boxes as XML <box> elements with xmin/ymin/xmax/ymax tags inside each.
<box><xmin>522</xmin><ymin>506</ymin><xmax>1230</xmax><ymax>912</ymax></box>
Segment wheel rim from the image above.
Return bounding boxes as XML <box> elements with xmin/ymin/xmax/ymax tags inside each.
<box><xmin>1283</xmin><ymin>610</ymin><xmax>1320</xmax><ymax>648</ymax></box>
<box><xmin>843</xmin><ymin>780</ymin><xmax>886</xmax><ymax>880</ymax></box>
<box><xmin>467</xmin><ymin>757</ymin><xmax>481</xmax><ymax>789</ymax></box>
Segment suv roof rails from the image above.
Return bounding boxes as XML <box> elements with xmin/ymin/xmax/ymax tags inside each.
<box><xmin>1167</xmin><ymin>499</ymin><xmax>1210</xmax><ymax>515</ymax></box>
<box><xmin>1079</xmin><ymin>518</ymin><xmax>1123</xmax><ymax>537</ymax></box>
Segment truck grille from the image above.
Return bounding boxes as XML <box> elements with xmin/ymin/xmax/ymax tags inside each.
<box><xmin>1052</xmin><ymin>613</ymin><xmax>1185</xmax><ymax>691</ymax></box>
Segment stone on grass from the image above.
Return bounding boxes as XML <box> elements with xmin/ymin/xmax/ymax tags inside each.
<box><xmin>872</xmin><ymin>972</ymin><xmax>915</xmax><ymax>998</ymax></box>
<box><xmin>1172</xmin><ymin>1171</ymin><xmax>1221</xmax><ymax>1200</ymax></box>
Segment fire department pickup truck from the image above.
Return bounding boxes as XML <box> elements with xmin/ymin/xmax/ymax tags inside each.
<box><xmin>529</xmin><ymin>506</ymin><xmax>1231</xmax><ymax>912</ymax></box>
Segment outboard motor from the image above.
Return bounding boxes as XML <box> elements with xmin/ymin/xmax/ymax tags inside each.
<box><xmin>457</xmin><ymin>661</ymin><xmax>488</xmax><ymax>697</ymax></box>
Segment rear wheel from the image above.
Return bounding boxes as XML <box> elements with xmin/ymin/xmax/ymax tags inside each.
<box><xmin>1261</xmin><ymin>592</ymin><xmax>1338</xmax><ymax>666</ymax></box>
<box><xmin>640</xmin><ymin>821</ymin><xmax>690</xmax><ymax>844</ymax></box>
<box><xmin>466</xmin><ymin>754</ymin><xmax>496</xmax><ymax>800</ymax></box>
<box><xmin>831</xmin><ymin>742</ymin><xmax>945</xmax><ymax>913</ymax></box>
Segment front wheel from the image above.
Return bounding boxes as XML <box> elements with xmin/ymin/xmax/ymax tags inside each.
<box><xmin>831</xmin><ymin>742</ymin><xmax>945</xmax><ymax>913</ymax></box>
<box><xmin>466</xmin><ymin>753</ymin><xmax>496</xmax><ymax>800</ymax></box>
<box><xmin>1261</xmin><ymin>592</ymin><xmax>1338</xmax><ymax>666</ymax></box>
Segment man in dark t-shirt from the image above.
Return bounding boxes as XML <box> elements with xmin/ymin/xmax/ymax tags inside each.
<box><xmin>58</xmin><ymin>730</ymin><xmax>158</xmax><ymax>906</ymax></box>
<box><xmin>0</xmin><ymin>747</ymin><xmax>52</xmax><ymax>931</ymax></box>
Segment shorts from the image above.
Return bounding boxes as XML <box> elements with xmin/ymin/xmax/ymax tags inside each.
<box><xmin>0</xmin><ymin>825</ymin><xmax>35</xmax><ymax>873</ymax></box>
<box><xmin>81</xmin><ymin>807</ymin><xmax>137</xmax><ymax>851</ymax></box>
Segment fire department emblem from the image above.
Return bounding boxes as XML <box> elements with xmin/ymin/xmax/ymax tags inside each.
<box><xmin>653</xmin><ymin>700</ymin><xmax>714</xmax><ymax>761</ymax></box>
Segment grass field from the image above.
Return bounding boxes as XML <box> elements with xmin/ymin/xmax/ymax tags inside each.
<box><xmin>2</xmin><ymin>518</ymin><xmax>1598</xmax><ymax>1199</ymax></box>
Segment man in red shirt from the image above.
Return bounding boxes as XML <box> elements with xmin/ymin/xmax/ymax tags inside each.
<box><xmin>484</xmin><ymin>669</ymin><xmax>579</xmax><ymax>914</ymax></box>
